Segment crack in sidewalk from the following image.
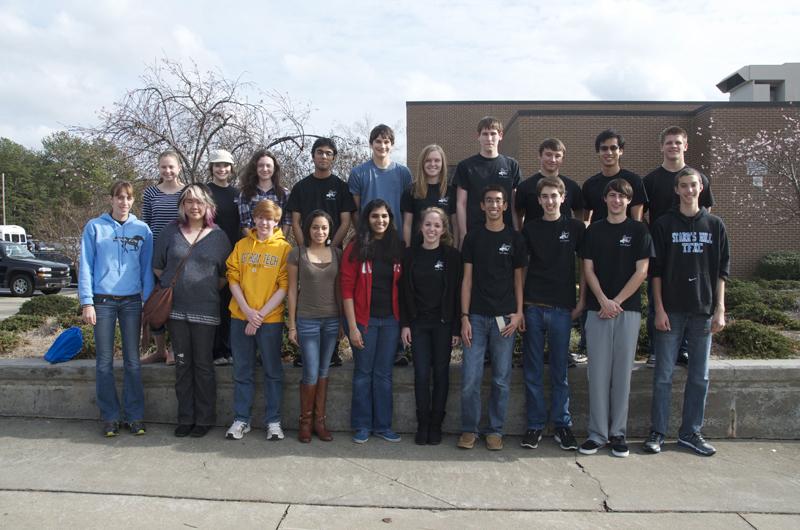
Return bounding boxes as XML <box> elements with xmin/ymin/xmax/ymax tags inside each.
<box><xmin>574</xmin><ymin>459</ymin><xmax>611</xmax><ymax>512</ymax></box>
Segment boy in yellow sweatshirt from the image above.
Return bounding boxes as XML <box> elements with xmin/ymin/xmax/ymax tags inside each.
<box><xmin>225</xmin><ymin>199</ymin><xmax>292</xmax><ymax>441</ymax></box>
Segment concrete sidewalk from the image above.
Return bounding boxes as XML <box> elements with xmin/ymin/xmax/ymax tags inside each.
<box><xmin>0</xmin><ymin>417</ymin><xmax>798</xmax><ymax>529</ymax></box>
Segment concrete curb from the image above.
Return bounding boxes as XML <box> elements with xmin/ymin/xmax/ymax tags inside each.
<box><xmin>1</xmin><ymin>358</ymin><xmax>799</xmax><ymax>438</ymax></box>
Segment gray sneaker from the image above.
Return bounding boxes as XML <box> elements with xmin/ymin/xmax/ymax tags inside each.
<box><xmin>643</xmin><ymin>431</ymin><xmax>665</xmax><ymax>454</ymax></box>
<box><xmin>678</xmin><ymin>432</ymin><xmax>716</xmax><ymax>456</ymax></box>
<box><xmin>266</xmin><ymin>422</ymin><xmax>285</xmax><ymax>441</ymax></box>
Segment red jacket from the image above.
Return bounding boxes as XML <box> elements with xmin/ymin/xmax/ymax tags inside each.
<box><xmin>340</xmin><ymin>241</ymin><xmax>402</xmax><ymax>329</ymax></box>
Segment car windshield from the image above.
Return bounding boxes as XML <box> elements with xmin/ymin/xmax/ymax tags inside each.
<box><xmin>3</xmin><ymin>243</ymin><xmax>36</xmax><ymax>259</ymax></box>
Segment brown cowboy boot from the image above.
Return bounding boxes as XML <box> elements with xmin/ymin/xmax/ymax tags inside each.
<box><xmin>313</xmin><ymin>377</ymin><xmax>333</xmax><ymax>441</ymax></box>
<box><xmin>298</xmin><ymin>383</ymin><xmax>316</xmax><ymax>443</ymax></box>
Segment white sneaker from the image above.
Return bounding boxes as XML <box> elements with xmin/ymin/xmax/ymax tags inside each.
<box><xmin>266</xmin><ymin>422</ymin><xmax>285</xmax><ymax>441</ymax></box>
<box><xmin>225</xmin><ymin>420</ymin><xmax>250</xmax><ymax>440</ymax></box>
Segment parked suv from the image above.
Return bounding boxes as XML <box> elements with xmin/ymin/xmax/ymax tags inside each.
<box><xmin>0</xmin><ymin>242</ymin><xmax>71</xmax><ymax>296</ymax></box>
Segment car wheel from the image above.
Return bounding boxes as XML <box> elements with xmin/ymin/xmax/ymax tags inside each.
<box><xmin>10</xmin><ymin>274</ymin><xmax>34</xmax><ymax>297</ymax></box>
<box><xmin>41</xmin><ymin>288</ymin><xmax>62</xmax><ymax>295</ymax></box>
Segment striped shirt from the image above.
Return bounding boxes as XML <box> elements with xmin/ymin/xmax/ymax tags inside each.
<box><xmin>238</xmin><ymin>186</ymin><xmax>291</xmax><ymax>229</ymax></box>
<box><xmin>142</xmin><ymin>185</ymin><xmax>185</xmax><ymax>242</ymax></box>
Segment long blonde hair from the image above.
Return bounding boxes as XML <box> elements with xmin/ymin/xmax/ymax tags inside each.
<box><xmin>413</xmin><ymin>144</ymin><xmax>448</xmax><ymax>200</ymax></box>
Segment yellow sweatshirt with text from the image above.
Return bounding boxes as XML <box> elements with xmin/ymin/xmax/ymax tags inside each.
<box><xmin>226</xmin><ymin>228</ymin><xmax>291</xmax><ymax>323</ymax></box>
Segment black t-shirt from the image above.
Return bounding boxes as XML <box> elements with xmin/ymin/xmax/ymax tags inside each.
<box><xmin>515</xmin><ymin>173</ymin><xmax>583</xmax><ymax>224</ymax></box>
<box><xmin>401</xmin><ymin>184</ymin><xmax>456</xmax><ymax>232</ymax></box>
<box><xmin>370</xmin><ymin>258</ymin><xmax>394</xmax><ymax>318</ymax></box>
<box><xmin>462</xmin><ymin>225</ymin><xmax>527</xmax><ymax>316</ymax></box>
<box><xmin>522</xmin><ymin>216</ymin><xmax>585</xmax><ymax>308</ymax></box>
<box><xmin>208</xmin><ymin>182</ymin><xmax>241</xmax><ymax>247</ymax></box>
<box><xmin>581</xmin><ymin>218</ymin><xmax>652</xmax><ymax>312</ymax></box>
<box><xmin>452</xmin><ymin>154</ymin><xmax>520</xmax><ymax>232</ymax></box>
<box><xmin>411</xmin><ymin>246</ymin><xmax>446</xmax><ymax>320</ymax></box>
<box><xmin>286</xmin><ymin>174</ymin><xmax>356</xmax><ymax>237</ymax></box>
<box><xmin>643</xmin><ymin>166</ymin><xmax>714</xmax><ymax>225</ymax></box>
<box><xmin>581</xmin><ymin>169</ymin><xmax>647</xmax><ymax>224</ymax></box>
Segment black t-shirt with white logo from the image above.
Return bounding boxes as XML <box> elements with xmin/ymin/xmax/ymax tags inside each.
<box><xmin>453</xmin><ymin>154</ymin><xmax>520</xmax><ymax>232</ymax></box>
<box><xmin>581</xmin><ymin>169</ymin><xmax>647</xmax><ymax>224</ymax></box>
<box><xmin>516</xmin><ymin>173</ymin><xmax>583</xmax><ymax>224</ymax></box>
<box><xmin>462</xmin><ymin>225</ymin><xmax>527</xmax><ymax>316</ymax></box>
<box><xmin>286</xmin><ymin>174</ymin><xmax>357</xmax><ymax>237</ymax></box>
<box><xmin>581</xmin><ymin>218</ymin><xmax>652</xmax><ymax>312</ymax></box>
<box><xmin>411</xmin><ymin>246</ymin><xmax>446</xmax><ymax>320</ymax></box>
<box><xmin>400</xmin><ymin>184</ymin><xmax>457</xmax><ymax>234</ymax></box>
<box><xmin>643</xmin><ymin>166</ymin><xmax>714</xmax><ymax>225</ymax></box>
<box><xmin>522</xmin><ymin>216</ymin><xmax>585</xmax><ymax>308</ymax></box>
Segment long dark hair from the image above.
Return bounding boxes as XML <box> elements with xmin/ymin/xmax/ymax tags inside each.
<box><xmin>350</xmin><ymin>199</ymin><xmax>403</xmax><ymax>263</ymax></box>
<box><xmin>240</xmin><ymin>149</ymin><xmax>285</xmax><ymax>202</ymax></box>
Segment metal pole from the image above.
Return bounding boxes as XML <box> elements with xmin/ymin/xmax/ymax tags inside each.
<box><xmin>1</xmin><ymin>172</ymin><xmax>5</xmax><ymax>225</ymax></box>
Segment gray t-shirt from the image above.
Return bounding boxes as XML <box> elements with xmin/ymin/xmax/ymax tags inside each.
<box><xmin>288</xmin><ymin>246</ymin><xmax>341</xmax><ymax>319</ymax></box>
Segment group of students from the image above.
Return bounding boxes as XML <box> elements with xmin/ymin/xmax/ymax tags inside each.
<box><xmin>78</xmin><ymin>117</ymin><xmax>729</xmax><ymax>458</ymax></box>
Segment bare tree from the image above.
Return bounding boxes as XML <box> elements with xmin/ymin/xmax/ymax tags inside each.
<box><xmin>706</xmin><ymin>112</ymin><xmax>800</xmax><ymax>225</ymax></box>
<box><xmin>73</xmin><ymin>58</ymin><xmax>318</xmax><ymax>182</ymax></box>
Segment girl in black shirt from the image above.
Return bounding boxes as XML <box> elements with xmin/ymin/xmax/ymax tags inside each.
<box><xmin>400</xmin><ymin>207</ymin><xmax>462</xmax><ymax>445</ymax></box>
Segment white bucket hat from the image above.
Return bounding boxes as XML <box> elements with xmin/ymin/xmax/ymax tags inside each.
<box><xmin>209</xmin><ymin>149</ymin><xmax>234</xmax><ymax>165</ymax></box>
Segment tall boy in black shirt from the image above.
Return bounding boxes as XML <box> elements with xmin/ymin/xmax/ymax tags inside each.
<box><xmin>454</xmin><ymin>116</ymin><xmax>521</xmax><ymax>248</ymax></box>
<box><xmin>578</xmin><ymin>179</ymin><xmax>651</xmax><ymax>458</ymax></box>
<box><xmin>520</xmin><ymin>176</ymin><xmax>585</xmax><ymax>451</ymax></box>
<box><xmin>458</xmin><ymin>186</ymin><xmax>526</xmax><ymax>451</ymax></box>
<box><xmin>644</xmin><ymin>167</ymin><xmax>728</xmax><ymax>457</ymax></box>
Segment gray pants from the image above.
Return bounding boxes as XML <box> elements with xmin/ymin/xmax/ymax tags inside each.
<box><xmin>585</xmin><ymin>310</ymin><xmax>641</xmax><ymax>444</ymax></box>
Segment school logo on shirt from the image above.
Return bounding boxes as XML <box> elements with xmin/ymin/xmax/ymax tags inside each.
<box><xmin>437</xmin><ymin>197</ymin><xmax>449</xmax><ymax>207</ymax></box>
<box><xmin>241</xmin><ymin>252</ymin><xmax>280</xmax><ymax>268</ymax></box>
<box><xmin>619</xmin><ymin>235</ymin><xmax>632</xmax><ymax>247</ymax></box>
<box><xmin>114</xmin><ymin>235</ymin><xmax>144</xmax><ymax>253</ymax></box>
<box><xmin>498</xmin><ymin>168</ymin><xmax>509</xmax><ymax>178</ymax></box>
<box><xmin>325</xmin><ymin>190</ymin><xmax>337</xmax><ymax>200</ymax></box>
<box><xmin>434</xmin><ymin>260</ymin><xmax>445</xmax><ymax>271</ymax></box>
<box><xmin>559</xmin><ymin>231</ymin><xmax>570</xmax><ymax>243</ymax></box>
<box><xmin>672</xmin><ymin>231</ymin><xmax>712</xmax><ymax>254</ymax></box>
<box><xmin>498</xmin><ymin>243</ymin><xmax>512</xmax><ymax>255</ymax></box>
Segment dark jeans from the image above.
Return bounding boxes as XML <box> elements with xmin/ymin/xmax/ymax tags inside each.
<box><xmin>169</xmin><ymin>319</ymin><xmax>217</xmax><ymax>426</ymax></box>
<box><xmin>411</xmin><ymin>320</ymin><xmax>453</xmax><ymax>417</ymax></box>
<box><xmin>213</xmin><ymin>285</ymin><xmax>232</xmax><ymax>359</ymax></box>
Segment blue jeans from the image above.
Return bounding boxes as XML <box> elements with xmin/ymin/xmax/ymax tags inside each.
<box><xmin>461</xmin><ymin>314</ymin><xmax>514</xmax><ymax>435</ymax></box>
<box><xmin>94</xmin><ymin>295</ymin><xmax>144</xmax><ymax>422</ymax></box>
<box><xmin>297</xmin><ymin>316</ymin><xmax>340</xmax><ymax>384</ymax></box>
<box><xmin>350</xmin><ymin>316</ymin><xmax>399</xmax><ymax>432</ymax></box>
<box><xmin>231</xmin><ymin>319</ymin><xmax>284</xmax><ymax>424</ymax></box>
<box><xmin>650</xmin><ymin>312</ymin><xmax>712</xmax><ymax>437</ymax></box>
<box><xmin>522</xmin><ymin>305</ymin><xmax>572</xmax><ymax>430</ymax></box>
<box><xmin>647</xmin><ymin>281</ymin><xmax>689</xmax><ymax>356</ymax></box>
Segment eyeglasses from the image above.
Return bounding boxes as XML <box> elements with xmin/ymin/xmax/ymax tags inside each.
<box><xmin>599</xmin><ymin>145</ymin><xmax>620</xmax><ymax>152</ymax></box>
<box><xmin>483</xmin><ymin>198</ymin><xmax>504</xmax><ymax>205</ymax></box>
<box><xmin>315</xmin><ymin>150</ymin><xmax>335</xmax><ymax>158</ymax></box>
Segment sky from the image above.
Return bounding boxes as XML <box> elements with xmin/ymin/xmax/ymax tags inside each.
<box><xmin>2</xmin><ymin>0</ymin><xmax>800</xmax><ymax>163</ymax></box>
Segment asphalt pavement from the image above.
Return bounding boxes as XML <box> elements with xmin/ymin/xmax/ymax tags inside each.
<box><xmin>0</xmin><ymin>417</ymin><xmax>798</xmax><ymax>529</ymax></box>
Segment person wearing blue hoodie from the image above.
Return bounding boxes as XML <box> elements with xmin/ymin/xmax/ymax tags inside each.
<box><xmin>79</xmin><ymin>181</ymin><xmax>154</xmax><ymax>438</ymax></box>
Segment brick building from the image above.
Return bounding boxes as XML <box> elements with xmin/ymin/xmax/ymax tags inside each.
<box><xmin>406</xmin><ymin>99</ymin><xmax>799</xmax><ymax>277</ymax></box>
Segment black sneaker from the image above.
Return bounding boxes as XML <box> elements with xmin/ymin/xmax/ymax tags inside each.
<box><xmin>646</xmin><ymin>353</ymin><xmax>656</xmax><ymax>368</ymax></box>
<box><xmin>520</xmin><ymin>429</ymin><xmax>543</xmax><ymax>449</ymax></box>
<box><xmin>569</xmin><ymin>352</ymin><xmax>587</xmax><ymax>366</ymax></box>
<box><xmin>293</xmin><ymin>356</ymin><xmax>303</xmax><ymax>368</ymax></box>
<box><xmin>103</xmin><ymin>421</ymin><xmax>120</xmax><ymax>438</ymax></box>
<box><xmin>554</xmin><ymin>426</ymin><xmax>578</xmax><ymax>450</ymax></box>
<box><xmin>609</xmin><ymin>435</ymin><xmax>629</xmax><ymax>457</ymax></box>
<box><xmin>578</xmin><ymin>439</ymin><xmax>604</xmax><ymax>455</ymax></box>
<box><xmin>190</xmin><ymin>425</ymin><xmax>212</xmax><ymax>438</ymax></box>
<box><xmin>676</xmin><ymin>350</ymin><xmax>689</xmax><ymax>367</ymax></box>
<box><xmin>125</xmin><ymin>421</ymin><xmax>146</xmax><ymax>435</ymax></box>
<box><xmin>643</xmin><ymin>431</ymin><xmax>665</xmax><ymax>454</ymax></box>
<box><xmin>174</xmin><ymin>424</ymin><xmax>193</xmax><ymax>437</ymax></box>
<box><xmin>678</xmin><ymin>432</ymin><xmax>716</xmax><ymax>456</ymax></box>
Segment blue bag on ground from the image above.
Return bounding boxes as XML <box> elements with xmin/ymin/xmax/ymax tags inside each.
<box><xmin>44</xmin><ymin>326</ymin><xmax>83</xmax><ymax>364</ymax></box>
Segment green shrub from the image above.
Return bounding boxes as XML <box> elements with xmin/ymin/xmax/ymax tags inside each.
<box><xmin>756</xmin><ymin>279</ymin><xmax>800</xmax><ymax>291</ymax></box>
<box><xmin>761</xmin><ymin>290</ymin><xmax>799</xmax><ymax>311</ymax></box>
<box><xmin>0</xmin><ymin>330</ymin><xmax>23</xmax><ymax>353</ymax></box>
<box><xmin>728</xmin><ymin>303</ymin><xmax>800</xmax><ymax>330</ymax></box>
<box><xmin>0</xmin><ymin>314</ymin><xmax>46</xmax><ymax>333</ymax></box>
<box><xmin>56</xmin><ymin>314</ymin><xmax>83</xmax><ymax>329</ymax></box>
<box><xmin>756</xmin><ymin>251</ymin><xmax>800</xmax><ymax>280</ymax></box>
<box><xmin>716</xmin><ymin>320</ymin><xmax>799</xmax><ymax>359</ymax></box>
<box><xmin>725</xmin><ymin>279</ymin><xmax>761</xmax><ymax>308</ymax></box>
<box><xmin>18</xmin><ymin>295</ymin><xmax>80</xmax><ymax>317</ymax></box>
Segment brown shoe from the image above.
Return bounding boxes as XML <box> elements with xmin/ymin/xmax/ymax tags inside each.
<box><xmin>314</xmin><ymin>377</ymin><xmax>333</xmax><ymax>441</ymax></box>
<box><xmin>486</xmin><ymin>433</ymin><xmax>503</xmax><ymax>451</ymax></box>
<box><xmin>298</xmin><ymin>383</ymin><xmax>316</xmax><ymax>443</ymax></box>
<box><xmin>457</xmin><ymin>432</ymin><xmax>477</xmax><ymax>449</ymax></box>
